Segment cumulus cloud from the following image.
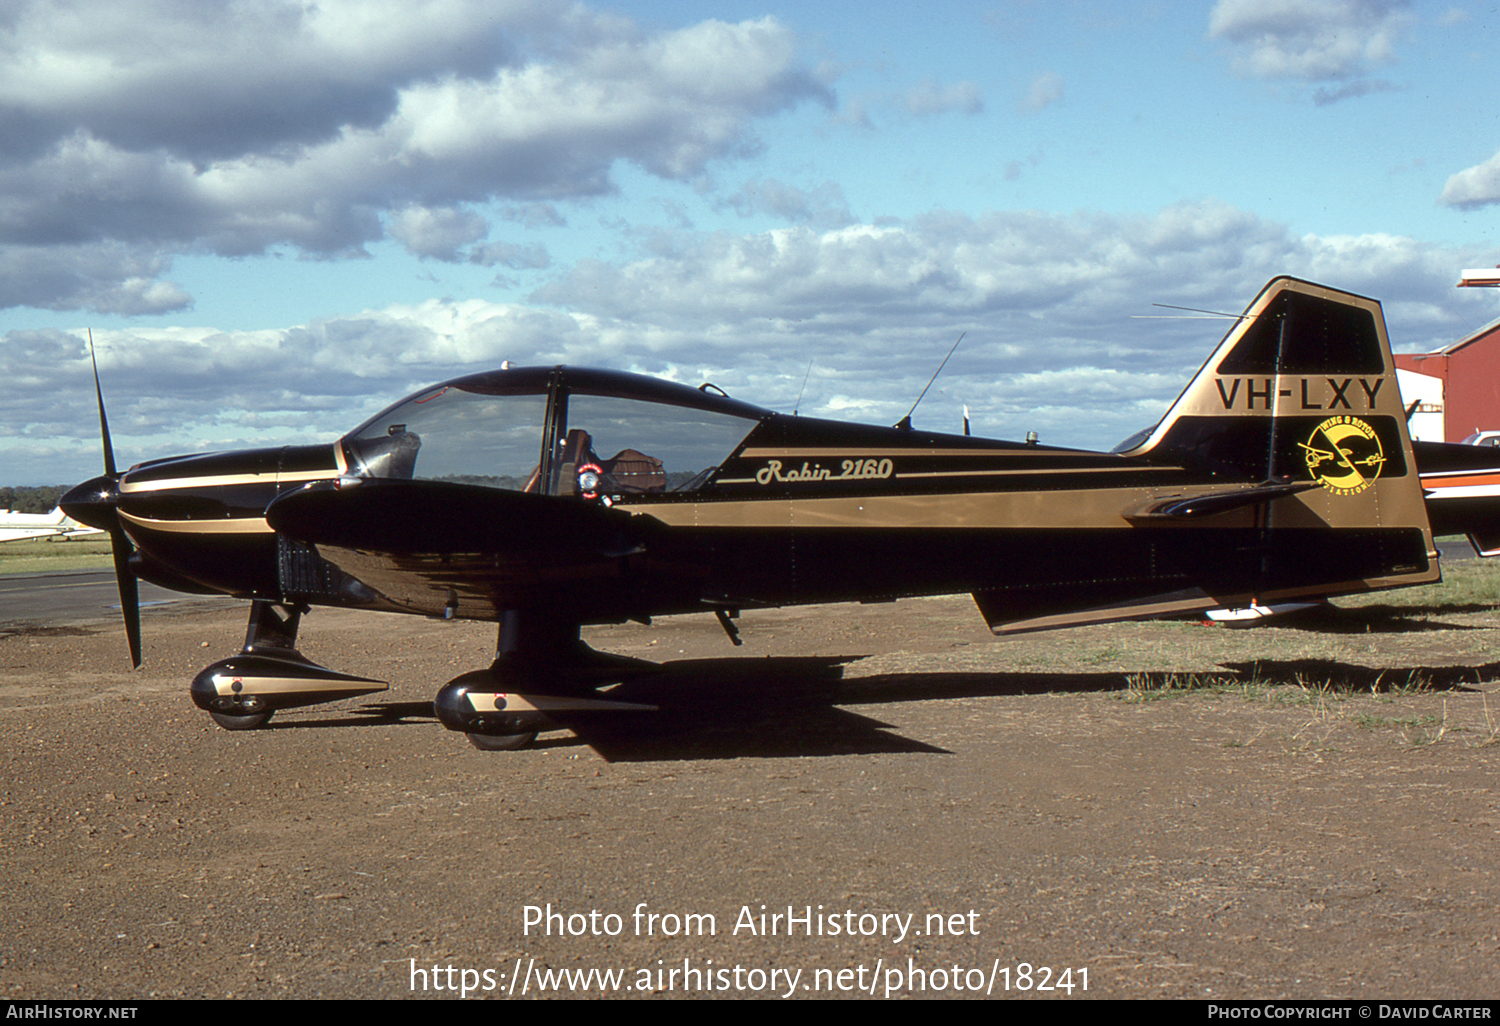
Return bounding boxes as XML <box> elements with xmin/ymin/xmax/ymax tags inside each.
<box><xmin>0</xmin><ymin>0</ymin><xmax>520</xmax><ymax>163</ymax></box>
<box><xmin>903</xmin><ymin>80</ymin><xmax>984</xmax><ymax>117</ymax></box>
<box><xmin>1440</xmin><ymin>150</ymin><xmax>1500</xmax><ymax>210</ymax></box>
<box><xmin>1209</xmin><ymin>0</ymin><xmax>1413</xmax><ymax>99</ymax></box>
<box><xmin>1019</xmin><ymin>72</ymin><xmax>1064</xmax><ymax>114</ymax></box>
<box><xmin>0</xmin><ymin>1</ymin><xmax>831</xmax><ymax>312</ymax></box>
<box><xmin>387</xmin><ymin>206</ymin><xmax>491</xmax><ymax>261</ymax></box>
<box><xmin>0</xmin><ymin>242</ymin><xmax>191</xmax><ymax>314</ymax></box>
<box><xmin>722</xmin><ymin>178</ymin><xmax>854</xmax><ymax>229</ymax></box>
<box><xmin>468</xmin><ymin>240</ymin><xmax>552</xmax><ymax>271</ymax></box>
<box><xmin>533</xmin><ymin>202</ymin><xmax>1306</xmax><ymax>335</ymax></box>
<box><xmin>1312</xmin><ymin>78</ymin><xmax>1396</xmax><ymax>105</ymax></box>
<box><xmin>13</xmin><ymin>198</ymin><xmax>1485</xmax><ymax>485</ymax></box>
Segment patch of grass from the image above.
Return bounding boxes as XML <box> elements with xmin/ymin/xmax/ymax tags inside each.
<box><xmin>0</xmin><ymin>537</ymin><xmax>113</xmax><ymax>575</ymax></box>
<box><xmin>1351</xmin><ymin>712</ymin><xmax>1442</xmax><ymax>731</ymax></box>
<box><xmin>1212</xmin><ymin>659</ymin><xmax>1460</xmax><ymax>697</ymax></box>
<box><xmin>1122</xmin><ymin>671</ymin><xmax>1251</xmax><ymax>701</ymax></box>
<box><xmin>1123</xmin><ymin>663</ymin><xmax>1367</xmax><ymax>704</ymax></box>
<box><xmin>1382</xmin><ymin>670</ymin><xmax>1436</xmax><ymax>695</ymax></box>
<box><xmin>1349</xmin><ymin>699</ymin><xmax>1467</xmax><ymax>748</ymax></box>
<box><xmin>1479</xmin><ymin>692</ymin><xmax>1500</xmax><ymax>748</ymax></box>
<box><xmin>1121</xmin><ymin>661</ymin><xmax>1450</xmax><ymax>706</ymax></box>
<box><xmin>1081</xmin><ymin>646</ymin><xmax>1124</xmax><ymax>665</ymax></box>
<box><xmin>1340</xmin><ymin>544</ymin><xmax>1500</xmax><ymax>613</ymax></box>
<box><xmin>1265</xmin><ymin>676</ymin><xmax>1337</xmax><ymax>706</ymax></box>
<box><xmin>1402</xmin><ymin>700</ymin><xmax>1452</xmax><ymax>748</ymax></box>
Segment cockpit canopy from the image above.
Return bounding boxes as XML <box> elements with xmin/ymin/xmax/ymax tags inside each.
<box><xmin>342</xmin><ymin>366</ymin><xmax>769</xmax><ymax>498</ymax></box>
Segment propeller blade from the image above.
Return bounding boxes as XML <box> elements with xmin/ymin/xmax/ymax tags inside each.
<box><xmin>111</xmin><ymin>527</ymin><xmax>142</xmax><ymax>669</ymax></box>
<box><xmin>84</xmin><ymin>329</ymin><xmax>139</xmax><ymax>667</ymax></box>
<box><xmin>88</xmin><ymin>329</ymin><xmax>117</xmax><ymax>478</ymax></box>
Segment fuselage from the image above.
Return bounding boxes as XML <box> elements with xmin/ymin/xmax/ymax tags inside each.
<box><xmin>64</xmin><ymin>363</ymin><xmax>1451</xmax><ymax>632</ymax></box>
<box><xmin>54</xmin><ymin>277</ymin><xmax>1491</xmax><ymax>747</ymax></box>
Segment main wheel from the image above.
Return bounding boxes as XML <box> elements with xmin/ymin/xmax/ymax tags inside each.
<box><xmin>209</xmin><ymin>708</ymin><xmax>274</xmax><ymax>731</ymax></box>
<box><xmin>466</xmin><ymin>730</ymin><xmax>537</xmax><ymax>752</ymax></box>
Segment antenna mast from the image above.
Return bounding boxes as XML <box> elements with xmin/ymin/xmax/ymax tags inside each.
<box><xmin>896</xmin><ymin>332</ymin><xmax>965</xmax><ymax>430</ymax></box>
<box><xmin>793</xmin><ymin>360</ymin><xmax>813</xmax><ymax>416</ymax></box>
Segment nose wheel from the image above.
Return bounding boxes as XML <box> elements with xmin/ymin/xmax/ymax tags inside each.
<box><xmin>191</xmin><ymin>601</ymin><xmax>387</xmax><ymax>732</ymax></box>
<box><xmin>466</xmin><ymin>730</ymin><xmax>538</xmax><ymax>752</ymax></box>
<box><xmin>209</xmin><ymin>708</ymin><xmax>275</xmax><ymax>731</ymax></box>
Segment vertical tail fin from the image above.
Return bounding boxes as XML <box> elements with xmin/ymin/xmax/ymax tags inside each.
<box><xmin>1125</xmin><ymin>275</ymin><xmax>1434</xmax><ymax>585</ymax></box>
<box><xmin>1123</xmin><ymin>278</ymin><xmax>1407</xmax><ymax>478</ymax></box>
<box><xmin>978</xmin><ymin>277</ymin><xmax>1437</xmax><ymax>634</ymax></box>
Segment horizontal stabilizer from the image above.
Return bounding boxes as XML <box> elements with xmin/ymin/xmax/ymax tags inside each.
<box><xmin>975</xmin><ymin>587</ymin><xmax>1221</xmax><ymax>635</ymax></box>
<box><xmin>1124</xmin><ymin>481</ymin><xmax>1318</xmax><ymax>521</ymax></box>
<box><xmin>1411</xmin><ymin>440</ymin><xmax>1500</xmax><ymax>558</ymax></box>
<box><xmin>1470</xmin><ymin>532</ymin><xmax>1500</xmax><ymax>558</ymax></box>
<box><xmin>975</xmin><ymin>585</ymin><xmax>1337</xmax><ymax>635</ymax></box>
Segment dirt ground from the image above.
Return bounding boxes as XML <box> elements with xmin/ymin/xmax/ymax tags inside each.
<box><xmin>2</xmin><ymin>581</ymin><xmax>1499</xmax><ymax>1000</ymax></box>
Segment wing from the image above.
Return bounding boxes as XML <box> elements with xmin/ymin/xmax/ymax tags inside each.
<box><xmin>266</xmin><ymin>479</ymin><xmax>655</xmax><ymax>619</ymax></box>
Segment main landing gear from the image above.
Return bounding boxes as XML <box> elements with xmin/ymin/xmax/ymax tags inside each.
<box><xmin>189</xmin><ymin>605</ymin><xmax>654</xmax><ymax>750</ymax></box>
<box><xmin>433</xmin><ymin>611</ymin><xmax>657</xmax><ymax>751</ymax></box>
<box><xmin>188</xmin><ymin>601</ymin><xmax>387</xmax><ymax>730</ymax></box>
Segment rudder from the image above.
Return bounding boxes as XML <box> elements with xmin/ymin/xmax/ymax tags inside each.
<box><xmin>976</xmin><ymin>278</ymin><xmax>1440</xmax><ymax>633</ymax></box>
<box><xmin>1128</xmin><ymin>277</ymin><xmax>1434</xmax><ymax>584</ymax></box>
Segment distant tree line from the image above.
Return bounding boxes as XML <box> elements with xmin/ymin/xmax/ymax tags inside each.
<box><xmin>1</xmin><ymin>486</ymin><xmax>68</xmax><ymax>513</ymax></box>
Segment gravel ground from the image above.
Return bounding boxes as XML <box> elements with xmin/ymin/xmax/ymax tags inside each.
<box><xmin>2</xmin><ymin>590</ymin><xmax>1499</xmax><ymax>1000</ymax></box>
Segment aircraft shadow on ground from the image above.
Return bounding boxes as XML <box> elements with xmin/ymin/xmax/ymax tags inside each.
<box><xmin>1211</xmin><ymin>658</ymin><xmax>1500</xmax><ymax>694</ymax></box>
<box><xmin>259</xmin><ymin>655</ymin><xmax>955</xmax><ymax>759</ymax></box>
<box><xmin>551</xmin><ymin>652</ymin><xmax>1498</xmax><ymax>762</ymax></box>
<box><xmin>264</xmin><ymin>700</ymin><xmax>441</xmax><ymax>731</ymax></box>
<box><xmin>563</xmin><ymin>656</ymin><xmax>950</xmax><ymax>761</ymax></box>
<box><xmin>1260</xmin><ymin>602</ymin><xmax>1494</xmax><ymax>634</ymax></box>
<box><xmin>254</xmin><ymin>610</ymin><xmax>1500</xmax><ymax>761</ymax></box>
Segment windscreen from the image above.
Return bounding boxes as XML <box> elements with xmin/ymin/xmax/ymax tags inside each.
<box><xmin>552</xmin><ymin>392</ymin><xmax>759</xmax><ymax>495</ymax></box>
<box><xmin>344</xmin><ymin>385</ymin><xmax>548</xmax><ymax>491</ymax></box>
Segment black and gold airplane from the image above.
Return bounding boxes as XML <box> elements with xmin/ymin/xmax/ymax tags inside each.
<box><xmin>62</xmin><ymin>277</ymin><xmax>1450</xmax><ymax>749</ymax></box>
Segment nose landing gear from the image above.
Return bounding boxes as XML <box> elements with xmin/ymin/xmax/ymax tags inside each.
<box><xmin>190</xmin><ymin>601</ymin><xmax>387</xmax><ymax>730</ymax></box>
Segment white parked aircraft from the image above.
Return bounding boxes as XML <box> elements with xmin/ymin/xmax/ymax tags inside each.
<box><xmin>0</xmin><ymin>507</ymin><xmax>102</xmax><ymax>543</ymax></box>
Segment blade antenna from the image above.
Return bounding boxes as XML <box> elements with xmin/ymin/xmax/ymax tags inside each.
<box><xmin>793</xmin><ymin>360</ymin><xmax>813</xmax><ymax>416</ymax></box>
<box><xmin>88</xmin><ymin>329</ymin><xmax>141</xmax><ymax>668</ymax></box>
<box><xmin>1153</xmin><ymin>303</ymin><xmax>1244</xmax><ymax>318</ymax></box>
<box><xmin>1132</xmin><ymin>304</ymin><xmax>1253</xmax><ymax>320</ymax></box>
<box><xmin>897</xmin><ymin>332</ymin><xmax>965</xmax><ymax>430</ymax></box>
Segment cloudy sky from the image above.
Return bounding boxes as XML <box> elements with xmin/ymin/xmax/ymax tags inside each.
<box><xmin>5</xmin><ymin>0</ymin><xmax>1500</xmax><ymax>485</ymax></box>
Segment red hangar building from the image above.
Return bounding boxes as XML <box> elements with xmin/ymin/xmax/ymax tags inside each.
<box><xmin>1393</xmin><ymin>269</ymin><xmax>1500</xmax><ymax>444</ymax></box>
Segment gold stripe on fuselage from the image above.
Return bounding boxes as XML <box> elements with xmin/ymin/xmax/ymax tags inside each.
<box><xmin>717</xmin><ymin>465</ymin><xmax>1175</xmax><ymax>484</ymax></box>
<box><xmin>119</xmin><ymin>511</ymin><xmax>272</xmax><ymax>534</ymax></box>
<box><xmin>737</xmin><ymin>447</ymin><xmax>1121</xmax><ymax>459</ymax></box>
<box><xmin>120</xmin><ymin>468</ymin><xmax>343</xmax><ymax>494</ymax></box>
<box><xmin>897</xmin><ymin>465</ymin><xmax>1178</xmax><ymax>481</ymax></box>
<box><xmin>119</xmin><ymin>442</ymin><xmax>347</xmax><ymax>493</ymax></box>
<box><xmin>629</xmin><ymin>478</ymin><xmax>1428</xmax><ymax>531</ymax></box>
<box><xmin>719</xmin><ymin>449</ymin><xmax>1172</xmax><ymax>485</ymax></box>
